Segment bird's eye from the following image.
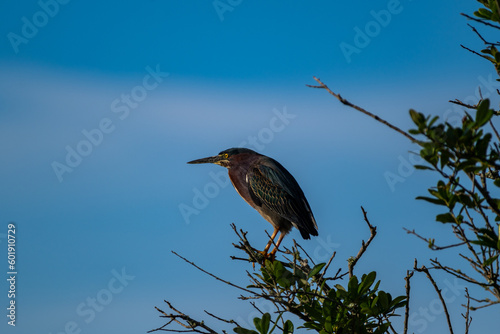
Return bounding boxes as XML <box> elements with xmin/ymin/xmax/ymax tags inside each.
<box><xmin>223</xmin><ymin>153</ymin><xmax>229</xmax><ymax>159</ymax></box>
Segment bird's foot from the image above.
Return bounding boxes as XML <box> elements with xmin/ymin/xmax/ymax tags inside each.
<box><xmin>257</xmin><ymin>250</ymin><xmax>276</xmax><ymax>263</ymax></box>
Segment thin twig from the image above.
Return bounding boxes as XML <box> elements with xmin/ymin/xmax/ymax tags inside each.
<box><xmin>469</xmin><ymin>299</ymin><xmax>500</xmax><ymax>310</ymax></box>
<box><xmin>294</xmin><ymin>240</ymin><xmax>315</xmax><ymax>265</ymax></box>
<box><xmin>149</xmin><ymin>301</ymin><xmax>219</xmax><ymax>334</ymax></box>
<box><xmin>307</xmin><ymin>77</ymin><xmax>417</xmax><ymax>143</ymax></box>
<box><xmin>403</xmin><ymin>269</ymin><xmax>414</xmax><ymax>334</ymax></box>
<box><xmin>460</xmin><ymin>44</ymin><xmax>493</xmax><ymax>61</ymax></box>
<box><xmin>489</xmin><ymin>119</ymin><xmax>500</xmax><ymax>142</ymax></box>
<box><xmin>414</xmin><ymin>264</ymin><xmax>454</xmax><ymax>334</ymax></box>
<box><xmin>313</xmin><ymin>251</ymin><xmax>336</xmax><ymax>295</ymax></box>
<box><xmin>466</xmin><ymin>23</ymin><xmax>500</xmax><ymax>46</ymax></box>
<box><xmin>230</xmin><ymin>223</ymin><xmax>262</xmax><ymax>264</ymax></box>
<box><xmin>462</xmin><ymin>288</ymin><xmax>472</xmax><ymax>334</ymax></box>
<box><xmin>204</xmin><ymin>310</ymin><xmax>239</xmax><ymax>327</ymax></box>
<box><xmin>172</xmin><ymin>251</ymin><xmax>255</xmax><ymax>295</ymax></box>
<box><xmin>403</xmin><ymin>228</ymin><xmax>466</xmax><ymax>250</ymax></box>
<box><xmin>461</xmin><ymin>13</ymin><xmax>500</xmax><ymax>30</ymax></box>
<box><xmin>348</xmin><ymin>207</ymin><xmax>377</xmax><ymax>278</ymax></box>
<box><xmin>449</xmin><ymin>99</ymin><xmax>477</xmax><ymax>110</ymax></box>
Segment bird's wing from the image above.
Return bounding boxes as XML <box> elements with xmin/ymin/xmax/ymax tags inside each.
<box><xmin>248</xmin><ymin>162</ymin><xmax>317</xmax><ymax>235</ymax></box>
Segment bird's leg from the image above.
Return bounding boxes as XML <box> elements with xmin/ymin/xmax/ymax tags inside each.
<box><xmin>260</xmin><ymin>227</ymin><xmax>279</xmax><ymax>257</ymax></box>
<box><xmin>269</xmin><ymin>231</ymin><xmax>287</xmax><ymax>258</ymax></box>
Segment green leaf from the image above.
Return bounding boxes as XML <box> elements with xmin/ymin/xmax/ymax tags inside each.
<box><xmin>377</xmin><ymin>291</ymin><xmax>389</xmax><ymax>310</ymax></box>
<box><xmin>445</xmin><ymin>127</ymin><xmax>459</xmax><ymax>146</ymax></box>
<box><xmin>234</xmin><ymin>327</ymin><xmax>259</xmax><ymax>334</ymax></box>
<box><xmin>277</xmin><ymin>269</ymin><xmax>293</xmax><ymax>289</ymax></box>
<box><xmin>470</xmin><ymin>237</ymin><xmax>498</xmax><ymax>249</ymax></box>
<box><xmin>483</xmin><ymin>254</ymin><xmax>499</xmax><ymax>267</ymax></box>
<box><xmin>324</xmin><ymin>316</ymin><xmax>333</xmax><ymax>333</ymax></box>
<box><xmin>391</xmin><ymin>295</ymin><xmax>407</xmax><ymax>307</ymax></box>
<box><xmin>409</xmin><ymin>109</ymin><xmax>425</xmax><ymax>127</ymax></box>
<box><xmin>475</xmin><ymin>8</ymin><xmax>493</xmax><ymax>19</ymax></box>
<box><xmin>416</xmin><ymin>196</ymin><xmax>446</xmax><ymax>206</ymax></box>
<box><xmin>308</xmin><ymin>263</ymin><xmax>326</xmax><ymax>279</ymax></box>
<box><xmin>457</xmin><ymin>193</ymin><xmax>476</xmax><ymax>208</ymax></box>
<box><xmin>428</xmin><ymin>238</ymin><xmax>435</xmax><ymax>248</ymax></box>
<box><xmin>428</xmin><ymin>115</ymin><xmax>440</xmax><ymax>127</ymax></box>
<box><xmin>358</xmin><ymin>271</ymin><xmax>377</xmax><ymax>295</ymax></box>
<box><xmin>348</xmin><ymin>275</ymin><xmax>359</xmax><ymax>293</ymax></box>
<box><xmin>436</xmin><ymin>212</ymin><xmax>456</xmax><ymax>224</ymax></box>
<box><xmin>414</xmin><ymin>165</ymin><xmax>434</xmax><ymax>171</ymax></box>
<box><xmin>335</xmin><ymin>284</ymin><xmax>346</xmax><ymax>292</ymax></box>
<box><xmin>283</xmin><ymin>320</ymin><xmax>294</xmax><ymax>334</ymax></box>
<box><xmin>475</xmin><ymin>99</ymin><xmax>493</xmax><ymax>127</ymax></box>
<box><xmin>260</xmin><ymin>313</ymin><xmax>270</xmax><ymax>334</ymax></box>
<box><xmin>253</xmin><ymin>317</ymin><xmax>262</xmax><ymax>333</ymax></box>
<box><xmin>374</xmin><ymin>323</ymin><xmax>391</xmax><ymax>334</ymax></box>
<box><xmin>253</xmin><ymin>314</ymin><xmax>271</xmax><ymax>334</ymax></box>
<box><xmin>273</xmin><ymin>260</ymin><xmax>284</xmax><ymax>275</ymax></box>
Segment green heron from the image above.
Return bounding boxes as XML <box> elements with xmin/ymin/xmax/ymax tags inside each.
<box><xmin>188</xmin><ymin>148</ymin><xmax>318</xmax><ymax>258</ymax></box>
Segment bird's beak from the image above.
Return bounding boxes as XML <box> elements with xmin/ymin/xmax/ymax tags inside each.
<box><xmin>187</xmin><ymin>155</ymin><xmax>220</xmax><ymax>165</ymax></box>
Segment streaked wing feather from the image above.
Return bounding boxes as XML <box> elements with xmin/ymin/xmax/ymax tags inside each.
<box><xmin>248</xmin><ymin>162</ymin><xmax>317</xmax><ymax>234</ymax></box>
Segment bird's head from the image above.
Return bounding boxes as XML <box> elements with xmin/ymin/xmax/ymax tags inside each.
<box><xmin>187</xmin><ymin>148</ymin><xmax>258</xmax><ymax>168</ymax></box>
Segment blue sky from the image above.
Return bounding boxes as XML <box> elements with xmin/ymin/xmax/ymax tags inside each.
<box><xmin>1</xmin><ymin>1</ymin><xmax>499</xmax><ymax>333</ymax></box>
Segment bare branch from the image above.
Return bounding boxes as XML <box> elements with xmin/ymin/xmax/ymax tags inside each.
<box><xmin>313</xmin><ymin>251</ymin><xmax>337</xmax><ymax>296</ymax></box>
<box><xmin>294</xmin><ymin>239</ymin><xmax>316</xmax><ymax>266</ymax></box>
<box><xmin>462</xmin><ymin>288</ymin><xmax>472</xmax><ymax>334</ymax></box>
<box><xmin>171</xmin><ymin>251</ymin><xmax>256</xmax><ymax>295</ymax></box>
<box><xmin>403</xmin><ymin>270</ymin><xmax>414</xmax><ymax>334</ymax></box>
<box><xmin>460</xmin><ymin>44</ymin><xmax>493</xmax><ymax>61</ymax></box>
<box><xmin>466</xmin><ymin>23</ymin><xmax>500</xmax><ymax>46</ymax></box>
<box><xmin>204</xmin><ymin>310</ymin><xmax>239</xmax><ymax>327</ymax></box>
<box><xmin>348</xmin><ymin>207</ymin><xmax>377</xmax><ymax>278</ymax></box>
<box><xmin>489</xmin><ymin>119</ymin><xmax>500</xmax><ymax>143</ymax></box>
<box><xmin>307</xmin><ymin>77</ymin><xmax>417</xmax><ymax>143</ymax></box>
<box><xmin>461</xmin><ymin>13</ymin><xmax>500</xmax><ymax>30</ymax></box>
<box><xmin>149</xmin><ymin>301</ymin><xmax>219</xmax><ymax>334</ymax></box>
<box><xmin>230</xmin><ymin>223</ymin><xmax>263</xmax><ymax>264</ymax></box>
<box><xmin>413</xmin><ymin>264</ymin><xmax>455</xmax><ymax>334</ymax></box>
<box><xmin>403</xmin><ymin>227</ymin><xmax>466</xmax><ymax>250</ymax></box>
<box><xmin>448</xmin><ymin>99</ymin><xmax>478</xmax><ymax>110</ymax></box>
<box><xmin>469</xmin><ymin>299</ymin><xmax>500</xmax><ymax>310</ymax></box>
